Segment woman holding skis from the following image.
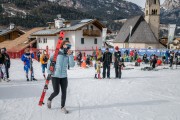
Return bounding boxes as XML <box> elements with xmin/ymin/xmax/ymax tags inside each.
<box><xmin>47</xmin><ymin>40</ymin><xmax>75</xmax><ymax>114</ymax></box>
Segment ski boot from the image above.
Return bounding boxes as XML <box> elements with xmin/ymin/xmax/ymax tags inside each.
<box><xmin>61</xmin><ymin>107</ymin><xmax>69</xmax><ymax>114</ymax></box>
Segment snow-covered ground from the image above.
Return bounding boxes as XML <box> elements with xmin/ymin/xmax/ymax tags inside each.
<box><xmin>0</xmin><ymin>59</ymin><xmax>180</xmax><ymax>120</ymax></box>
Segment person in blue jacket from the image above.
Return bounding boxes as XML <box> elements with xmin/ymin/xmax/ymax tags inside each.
<box><xmin>47</xmin><ymin>40</ymin><xmax>75</xmax><ymax>114</ymax></box>
<box><xmin>21</xmin><ymin>48</ymin><xmax>37</xmax><ymax>81</ymax></box>
<box><xmin>165</xmin><ymin>50</ymin><xmax>170</xmax><ymax>64</ymax></box>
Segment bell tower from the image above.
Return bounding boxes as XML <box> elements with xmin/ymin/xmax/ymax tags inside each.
<box><xmin>145</xmin><ymin>0</ymin><xmax>160</xmax><ymax>40</ymax></box>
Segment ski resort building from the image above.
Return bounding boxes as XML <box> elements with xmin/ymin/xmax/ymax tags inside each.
<box><xmin>31</xmin><ymin>18</ymin><xmax>110</xmax><ymax>55</ymax></box>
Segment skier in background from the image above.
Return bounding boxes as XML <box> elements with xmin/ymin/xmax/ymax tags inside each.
<box><xmin>1</xmin><ymin>48</ymin><xmax>11</xmax><ymax>81</ymax></box>
<box><xmin>37</xmin><ymin>50</ymin><xmax>41</xmax><ymax>62</ymax></box>
<box><xmin>40</xmin><ymin>50</ymin><xmax>49</xmax><ymax>78</ymax></box>
<box><xmin>102</xmin><ymin>48</ymin><xmax>112</xmax><ymax>79</ymax></box>
<box><xmin>169</xmin><ymin>51</ymin><xmax>174</xmax><ymax>68</ymax></box>
<box><xmin>118</xmin><ymin>57</ymin><xmax>124</xmax><ymax>79</ymax></box>
<box><xmin>0</xmin><ymin>48</ymin><xmax>8</xmax><ymax>82</ymax></box>
<box><xmin>94</xmin><ymin>59</ymin><xmax>102</xmax><ymax>79</ymax></box>
<box><xmin>21</xmin><ymin>48</ymin><xmax>37</xmax><ymax>81</ymax></box>
<box><xmin>114</xmin><ymin>46</ymin><xmax>121</xmax><ymax>79</ymax></box>
<box><xmin>77</xmin><ymin>51</ymin><xmax>82</xmax><ymax>66</ymax></box>
<box><xmin>151</xmin><ymin>55</ymin><xmax>157</xmax><ymax>69</ymax></box>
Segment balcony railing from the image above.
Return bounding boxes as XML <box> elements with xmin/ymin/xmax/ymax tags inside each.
<box><xmin>83</xmin><ymin>30</ymin><xmax>101</xmax><ymax>37</ymax></box>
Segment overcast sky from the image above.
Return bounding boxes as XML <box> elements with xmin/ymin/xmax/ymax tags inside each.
<box><xmin>126</xmin><ymin>0</ymin><xmax>165</xmax><ymax>8</ymax></box>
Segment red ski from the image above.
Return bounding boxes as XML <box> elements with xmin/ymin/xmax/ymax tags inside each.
<box><xmin>38</xmin><ymin>31</ymin><xmax>65</xmax><ymax>106</ymax></box>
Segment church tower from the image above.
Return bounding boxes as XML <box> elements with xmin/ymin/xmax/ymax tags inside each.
<box><xmin>145</xmin><ymin>0</ymin><xmax>160</xmax><ymax>40</ymax></box>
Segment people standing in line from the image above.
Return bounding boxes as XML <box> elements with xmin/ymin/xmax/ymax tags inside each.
<box><xmin>102</xmin><ymin>48</ymin><xmax>112</xmax><ymax>79</ymax></box>
<box><xmin>0</xmin><ymin>48</ymin><xmax>8</xmax><ymax>82</ymax></box>
<box><xmin>47</xmin><ymin>40</ymin><xmax>75</xmax><ymax>114</ymax></box>
<box><xmin>114</xmin><ymin>46</ymin><xmax>121</xmax><ymax>79</ymax></box>
<box><xmin>21</xmin><ymin>48</ymin><xmax>37</xmax><ymax>81</ymax></box>
<box><xmin>1</xmin><ymin>48</ymin><xmax>10</xmax><ymax>81</ymax></box>
<box><xmin>40</xmin><ymin>50</ymin><xmax>49</xmax><ymax>78</ymax></box>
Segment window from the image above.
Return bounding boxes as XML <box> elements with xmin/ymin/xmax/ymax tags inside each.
<box><xmin>152</xmin><ymin>10</ymin><xmax>154</xmax><ymax>15</ymax></box>
<box><xmin>146</xmin><ymin>0</ymin><xmax>148</xmax><ymax>5</ymax></box>
<box><xmin>43</xmin><ymin>38</ymin><xmax>47</xmax><ymax>43</ymax></box>
<box><xmin>91</xmin><ymin>26</ymin><xmax>93</xmax><ymax>30</ymax></box>
<box><xmin>154</xmin><ymin>0</ymin><xmax>156</xmax><ymax>4</ymax></box>
<box><xmin>38</xmin><ymin>38</ymin><xmax>41</xmax><ymax>43</ymax></box>
<box><xmin>155</xmin><ymin>10</ymin><xmax>157</xmax><ymax>15</ymax></box>
<box><xmin>146</xmin><ymin>10</ymin><xmax>148</xmax><ymax>15</ymax></box>
<box><xmin>81</xmin><ymin>38</ymin><xmax>84</xmax><ymax>44</ymax></box>
<box><xmin>66</xmin><ymin>38</ymin><xmax>69</xmax><ymax>41</ymax></box>
<box><xmin>94</xmin><ymin>38</ymin><xmax>97</xmax><ymax>44</ymax></box>
<box><xmin>87</xmin><ymin>25</ymin><xmax>89</xmax><ymax>30</ymax></box>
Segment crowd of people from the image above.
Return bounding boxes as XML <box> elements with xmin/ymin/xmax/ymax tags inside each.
<box><xmin>1</xmin><ymin>45</ymin><xmax>180</xmax><ymax>114</ymax></box>
<box><xmin>0</xmin><ymin>46</ymin><xmax>180</xmax><ymax>82</ymax></box>
<box><xmin>75</xmin><ymin>47</ymin><xmax>180</xmax><ymax>79</ymax></box>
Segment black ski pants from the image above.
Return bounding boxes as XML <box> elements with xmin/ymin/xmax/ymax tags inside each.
<box><xmin>114</xmin><ymin>63</ymin><xmax>119</xmax><ymax>78</ymax></box>
<box><xmin>103</xmin><ymin>62</ymin><xmax>110</xmax><ymax>78</ymax></box>
<box><xmin>48</xmin><ymin>77</ymin><xmax>68</xmax><ymax>108</ymax></box>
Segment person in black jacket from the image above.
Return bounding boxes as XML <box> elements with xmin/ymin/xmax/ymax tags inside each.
<box><xmin>0</xmin><ymin>48</ymin><xmax>7</xmax><ymax>82</ymax></box>
<box><xmin>118</xmin><ymin>57</ymin><xmax>124</xmax><ymax>79</ymax></box>
<box><xmin>1</xmin><ymin>48</ymin><xmax>10</xmax><ymax>80</ymax></box>
<box><xmin>114</xmin><ymin>46</ymin><xmax>121</xmax><ymax>78</ymax></box>
<box><xmin>102</xmin><ymin>48</ymin><xmax>112</xmax><ymax>79</ymax></box>
<box><xmin>151</xmin><ymin>55</ymin><xmax>157</xmax><ymax>69</ymax></box>
<box><xmin>169</xmin><ymin>52</ymin><xmax>174</xmax><ymax>68</ymax></box>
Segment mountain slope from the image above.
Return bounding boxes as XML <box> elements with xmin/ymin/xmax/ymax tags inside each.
<box><xmin>0</xmin><ymin>0</ymin><xmax>143</xmax><ymax>30</ymax></box>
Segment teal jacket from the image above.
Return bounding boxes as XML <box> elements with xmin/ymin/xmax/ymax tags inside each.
<box><xmin>47</xmin><ymin>49</ymin><xmax>75</xmax><ymax>78</ymax></box>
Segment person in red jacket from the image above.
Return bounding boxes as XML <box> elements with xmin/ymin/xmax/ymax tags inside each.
<box><xmin>129</xmin><ymin>50</ymin><xmax>134</xmax><ymax>62</ymax></box>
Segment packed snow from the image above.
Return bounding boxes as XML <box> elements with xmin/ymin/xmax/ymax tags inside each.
<box><xmin>0</xmin><ymin>59</ymin><xmax>180</xmax><ymax>120</ymax></box>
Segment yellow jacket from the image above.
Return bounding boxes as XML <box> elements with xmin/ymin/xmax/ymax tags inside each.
<box><xmin>40</xmin><ymin>54</ymin><xmax>49</xmax><ymax>64</ymax></box>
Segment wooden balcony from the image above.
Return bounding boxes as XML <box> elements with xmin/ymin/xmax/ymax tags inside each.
<box><xmin>83</xmin><ymin>30</ymin><xmax>101</xmax><ymax>37</ymax></box>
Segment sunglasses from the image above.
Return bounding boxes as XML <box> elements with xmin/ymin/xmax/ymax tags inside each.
<box><xmin>65</xmin><ymin>44</ymin><xmax>72</xmax><ymax>49</ymax></box>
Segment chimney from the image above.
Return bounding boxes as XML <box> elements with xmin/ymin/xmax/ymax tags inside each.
<box><xmin>55</xmin><ymin>14</ymin><xmax>65</xmax><ymax>29</ymax></box>
<box><xmin>10</xmin><ymin>23</ymin><xmax>15</xmax><ymax>30</ymax></box>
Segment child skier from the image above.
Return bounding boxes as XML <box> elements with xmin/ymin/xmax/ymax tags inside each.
<box><xmin>94</xmin><ymin>59</ymin><xmax>102</xmax><ymax>79</ymax></box>
<box><xmin>40</xmin><ymin>50</ymin><xmax>49</xmax><ymax>78</ymax></box>
<box><xmin>21</xmin><ymin>48</ymin><xmax>37</xmax><ymax>81</ymax></box>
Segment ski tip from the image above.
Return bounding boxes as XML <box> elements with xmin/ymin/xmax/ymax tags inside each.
<box><xmin>38</xmin><ymin>102</ymin><xmax>44</xmax><ymax>106</ymax></box>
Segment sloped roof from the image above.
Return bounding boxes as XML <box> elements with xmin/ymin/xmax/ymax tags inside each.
<box><xmin>0</xmin><ymin>27</ymin><xmax>44</xmax><ymax>52</ymax></box>
<box><xmin>129</xmin><ymin>21</ymin><xmax>159</xmax><ymax>44</ymax></box>
<box><xmin>114</xmin><ymin>15</ymin><xmax>158</xmax><ymax>44</ymax></box>
<box><xmin>31</xmin><ymin>19</ymin><xmax>110</xmax><ymax>36</ymax></box>
<box><xmin>0</xmin><ymin>28</ymin><xmax>25</xmax><ymax>36</ymax></box>
<box><xmin>114</xmin><ymin>16</ymin><xmax>142</xmax><ymax>43</ymax></box>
